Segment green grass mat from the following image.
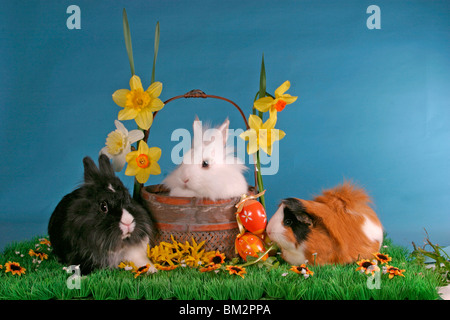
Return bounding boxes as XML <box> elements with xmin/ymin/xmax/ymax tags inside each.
<box><xmin>0</xmin><ymin>236</ymin><xmax>442</xmax><ymax>300</ymax></box>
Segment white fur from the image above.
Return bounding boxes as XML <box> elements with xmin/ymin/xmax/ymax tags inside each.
<box><xmin>122</xmin><ymin>238</ymin><xmax>157</xmax><ymax>273</ymax></box>
<box><xmin>119</xmin><ymin>209</ymin><xmax>135</xmax><ymax>239</ymax></box>
<box><xmin>163</xmin><ymin>118</ymin><xmax>248</xmax><ymax>200</ymax></box>
<box><xmin>362</xmin><ymin>216</ymin><xmax>383</xmax><ymax>244</ymax></box>
<box><xmin>266</xmin><ymin>204</ymin><xmax>308</xmax><ymax>265</ymax></box>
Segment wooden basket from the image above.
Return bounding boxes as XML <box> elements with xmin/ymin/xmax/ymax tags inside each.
<box><xmin>140</xmin><ymin>90</ymin><xmax>257</xmax><ymax>259</ymax></box>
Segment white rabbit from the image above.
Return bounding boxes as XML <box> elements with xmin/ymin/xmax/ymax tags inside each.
<box><xmin>163</xmin><ymin>118</ymin><xmax>249</xmax><ymax>201</ymax></box>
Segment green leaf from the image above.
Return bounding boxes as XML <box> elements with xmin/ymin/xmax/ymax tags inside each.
<box><xmin>122</xmin><ymin>8</ymin><xmax>135</xmax><ymax>76</ymax></box>
<box><xmin>259</xmin><ymin>53</ymin><xmax>266</xmax><ymax>100</ymax></box>
<box><xmin>151</xmin><ymin>21</ymin><xmax>160</xmax><ymax>84</ymax></box>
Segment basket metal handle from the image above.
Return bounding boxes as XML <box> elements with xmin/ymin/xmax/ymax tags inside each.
<box><xmin>143</xmin><ymin>89</ymin><xmax>257</xmax><ymax>189</ymax></box>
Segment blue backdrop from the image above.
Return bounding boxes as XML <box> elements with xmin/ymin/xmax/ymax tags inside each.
<box><xmin>1</xmin><ymin>0</ymin><xmax>449</xmax><ymax>250</ymax></box>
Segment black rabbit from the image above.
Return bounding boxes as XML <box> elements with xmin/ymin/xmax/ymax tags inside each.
<box><xmin>48</xmin><ymin>154</ymin><xmax>157</xmax><ymax>274</ymax></box>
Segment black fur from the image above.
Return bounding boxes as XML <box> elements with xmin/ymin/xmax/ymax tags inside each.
<box><xmin>281</xmin><ymin>198</ymin><xmax>313</xmax><ymax>245</ymax></box>
<box><xmin>48</xmin><ymin>154</ymin><xmax>154</xmax><ymax>274</ymax></box>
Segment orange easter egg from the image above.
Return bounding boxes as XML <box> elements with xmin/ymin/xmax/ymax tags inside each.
<box><xmin>237</xmin><ymin>200</ymin><xmax>267</xmax><ymax>235</ymax></box>
<box><xmin>235</xmin><ymin>232</ymin><xmax>268</xmax><ymax>261</ymax></box>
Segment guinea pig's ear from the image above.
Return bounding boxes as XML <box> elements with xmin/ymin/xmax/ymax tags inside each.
<box><xmin>98</xmin><ymin>154</ymin><xmax>115</xmax><ymax>177</ymax></box>
<box><xmin>282</xmin><ymin>198</ymin><xmax>314</xmax><ymax>227</ymax></box>
<box><xmin>83</xmin><ymin>156</ymin><xmax>100</xmax><ymax>183</ymax></box>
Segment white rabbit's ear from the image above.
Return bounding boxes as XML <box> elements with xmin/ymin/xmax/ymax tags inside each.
<box><xmin>192</xmin><ymin>117</ymin><xmax>203</xmax><ymax>147</ymax></box>
<box><xmin>217</xmin><ymin>118</ymin><xmax>230</xmax><ymax>146</ymax></box>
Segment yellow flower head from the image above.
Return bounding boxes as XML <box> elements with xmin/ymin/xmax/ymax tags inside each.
<box><xmin>125</xmin><ymin>140</ymin><xmax>161</xmax><ymax>184</ymax></box>
<box><xmin>373</xmin><ymin>252</ymin><xmax>392</xmax><ymax>265</ymax></box>
<box><xmin>356</xmin><ymin>259</ymin><xmax>379</xmax><ymax>275</ymax></box>
<box><xmin>28</xmin><ymin>248</ymin><xmax>48</xmax><ymax>261</ymax></box>
<box><xmin>290</xmin><ymin>264</ymin><xmax>314</xmax><ymax>277</ymax></box>
<box><xmin>239</xmin><ymin>112</ymin><xmax>285</xmax><ymax>155</ymax></box>
<box><xmin>254</xmin><ymin>81</ymin><xmax>297</xmax><ymax>113</ymax></box>
<box><xmin>385</xmin><ymin>265</ymin><xmax>406</xmax><ymax>279</ymax></box>
<box><xmin>112</xmin><ymin>75</ymin><xmax>164</xmax><ymax>130</ymax></box>
<box><xmin>226</xmin><ymin>265</ymin><xmax>246</xmax><ymax>278</ymax></box>
<box><xmin>4</xmin><ymin>261</ymin><xmax>26</xmax><ymax>276</ymax></box>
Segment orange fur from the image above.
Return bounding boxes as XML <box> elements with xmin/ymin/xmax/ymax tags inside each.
<box><xmin>299</xmin><ymin>182</ymin><xmax>382</xmax><ymax>265</ymax></box>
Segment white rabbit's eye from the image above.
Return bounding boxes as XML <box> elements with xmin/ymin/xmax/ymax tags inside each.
<box><xmin>202</xmin><ymin>160</ymin><xmax>209</xmax><ymax>168</ymax></box>
<box><xmin>100</xmin><ymin>201</ymin><xmax>108</xmax><ymax>213</ymax></box>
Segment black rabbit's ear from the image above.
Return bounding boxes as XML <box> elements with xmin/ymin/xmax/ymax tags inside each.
<box><xmin>83</xmin><ymin>156</ymin><xmax>99</xmax><ymax>182</ymax></box>
<box><xmin>98</xmin><ymin>154</ymin><xmax>115</xmax><ymax>177</ymax></box>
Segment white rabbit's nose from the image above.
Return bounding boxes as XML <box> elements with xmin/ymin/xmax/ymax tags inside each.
<box><xmin>183</xmin><ymin>178</ymin><xmax>189</xmax><ymax>184</ymax></box>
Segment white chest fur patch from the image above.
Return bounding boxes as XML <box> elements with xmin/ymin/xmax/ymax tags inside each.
<box><xmin>362</xmin><ymin>216</ymin><xmax>383</xmax><ymax>244</ymax></box>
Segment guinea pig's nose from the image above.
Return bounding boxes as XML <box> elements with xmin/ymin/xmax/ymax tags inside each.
<box><xmin>183</xmin><ymin>178</ymin><xmax>189</xmax><ymax>184</ymax></box>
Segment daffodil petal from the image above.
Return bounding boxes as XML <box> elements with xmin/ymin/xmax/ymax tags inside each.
<box><xmin>118</xmin><ymin>107</ymin><xmax>139</xmax><ymax>121</ymax></box>
<box><xmin>100</xmin><ymin>146</ymin><xmax>112</xmax><ymax>158</ymax></box>
<box><xmin>146</xmin><ymin>81</ymin><xmax>163</xmax><ymax>98</ymax></box>
<box><xmin>247</xmin><ymin>138</ymin><xmax>259</xmax><ymax>154</ymax></box>
<box><xmin>112</xmin><ymin>89</ymin><xmax>130</xmax><ymax>107</ymax></box>
<box><xmin>149</xmin><ymin>98</ymin><xmax>164</xmax><ymax>112</ymax></box>
<box><xmin>137</xmin><ymin>140</ymin><xmax>150</xmax><ymax>154</ymax></box>
<box><xmin>148</xmin><ymin>147</ymin><xmax>162</xmax><ymax>161</ymax></box>
<box><xmin>128</xmin><ymin>129</ymin><xmax>145</xmax><ymax>144</ymax></box>
<box><xmin>126</xmin><ymin>150</ymin><xmax>138</xmax><ymax>163</ymax></box>
<box><xmin>111</xmin><ymin>153</ymin><xmax>127</xmax><ymax>172</ymax></box>
<box><xmin>253</xmin><ymin>97</ymin><xmax>273</xmax><ymax>113</ymax></box>
<box><xmin>114</xmin><ymin>120</ymin><xmax>128</xmax><ymax>135</ymax></box>
<box><xmin>263</xmin><ymin>111</ymin><xmax>277</xmax><ymax>130</ymax></box>
<box><xmin>248</xmin><ymin>114</ymin><xmax>263</xmax><ymax>130</ymax></box>
<box><xmin>281</xmin><ymin>94</ymin><xmax>298</xmax><ymax>105</ymax></box>
<box><xmin>136</xmin><ymin>169</ymin><xmax>151</xmax><ymax>184</ymax></box>
<box><xmin>276</xmin><ymin>129</ymin><xmax>286</xmax><ymax>141</ymax></box>
<box><xmin>275</xmin><ymin>81</ymin><xmax>290</xmax><ymax>98</ymax></box>
<box><xmin>125</xmin><ymin>160</ymin><xmax>138</xmax><ymax>176</ymax></box>
<box><xmin>149</xmin><ymin>161</ymin><xmax>161</xmax><ymax>175</ymax></box>
<box><xmin>129</xmin><ymin>75</ymin><xmax>144</xmax><ymax>91</ymax></box>
<box><xmin>135</xmin><ymin>109</ymin><xmax>153</xmax><ymax>130</ymax></box>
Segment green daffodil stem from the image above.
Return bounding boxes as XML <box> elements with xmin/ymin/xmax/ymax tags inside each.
<box><xmin>253</xmin><ymin>53</ymin><xmax>267</xmax><ymax>209</ymax></box>
<box><xmin>255</xmin><ymin>150</ymin><xmax>265</xmax><ymax>208</ymax></box>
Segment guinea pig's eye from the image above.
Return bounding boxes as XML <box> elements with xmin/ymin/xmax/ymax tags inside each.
<box><xmin>202</xmin><ymin>160</ymin><xmax>209</xmax><ymax>168</ymax></box>
<box><xmin>284</xmin><ymin>218</ymin><xmax>293</xmax><ymax>226</ymax></box>
<box><xmin>100</xmin><ymin>201</ymin><xmax>108</xmax><ymax>214</ymax></box>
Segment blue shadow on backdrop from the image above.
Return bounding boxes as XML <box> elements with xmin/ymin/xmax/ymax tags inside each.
<box><xmin>0</xmin><ymin>0</ymin><xmax>449</xmax><ymax>250</ymax></box>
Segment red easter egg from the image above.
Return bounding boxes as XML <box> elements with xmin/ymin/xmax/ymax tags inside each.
<box><xmin>237</xmin><ymin>200</ymin><xmax>267</xmax><ymax>235</ymax></box>
<box><xmin>235</xmin><ymin>232</ymin><xmax>268</xmax><ymax>261</ymax></box>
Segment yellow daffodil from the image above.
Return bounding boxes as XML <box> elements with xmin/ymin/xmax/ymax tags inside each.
<box><xmin>240</xmin><ymin>112</ymin><xmax>285</xmax><ymax>155</ymax></box>
<box><xmin>125</xmin><ymin>140</ymin><xmax>161</xmax><ymax>184</ymax></box>
<box><xmin>112</xmin><ymin>75</ymin><xmax>164</xmax><ymax>130</ymax></box>
<box><xmin>254</xmin><ymin>81</ymin><xmax>297</xmax><ymax>114</ymax></box>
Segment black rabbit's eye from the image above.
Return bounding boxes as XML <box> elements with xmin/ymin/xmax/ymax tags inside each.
<box><xmin>100</xmin><ymin>201</ymin><xmax>108</xmax><ymax>213</ymax></box>
<box><xmin>202</xmin><ymin>160</ymin><xmax>209</xmax><ymax>168</ymax></box>
<box><xmin>284</xmin><ymin>218</ymin><xmax>293</xmax><ymax>226</ymax></box>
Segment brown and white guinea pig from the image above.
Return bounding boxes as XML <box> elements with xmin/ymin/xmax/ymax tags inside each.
<box><xmin>266</xmin><ymin>182</ymin><xmax>383</xmax><ymax>265</ymax></box>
